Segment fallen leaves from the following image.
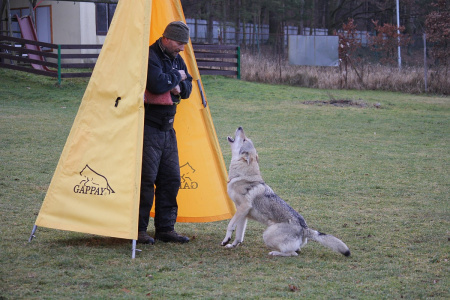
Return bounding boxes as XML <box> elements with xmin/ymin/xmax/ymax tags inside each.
<box><xmin>288</xmin><ymin>284</ymin><xmax>299</xmax><ymax>292</ymax></box>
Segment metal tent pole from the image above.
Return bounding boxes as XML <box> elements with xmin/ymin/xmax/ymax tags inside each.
<box><xmin>29</xmin><ymin>225</ymin><xmax>38</xmax><ymax>242</ymax></box>
<box><xmin>131</xmin><ymin>240</ymin><xmax>142</xmax><ymax>259</ymax></box>
<box><xmin>132</xmin><ymin>240</ymin><xmax>136</xmax><ymax>258</ymax></box>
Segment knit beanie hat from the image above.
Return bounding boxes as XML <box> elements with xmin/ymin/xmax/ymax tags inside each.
<box><xmin>163</xmin><ymin>21</ymin><xmax>190</xmax><ymax>44</ymax></box>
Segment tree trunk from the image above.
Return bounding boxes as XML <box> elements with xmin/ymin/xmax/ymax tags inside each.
<box><xmin>206</xmin><ymin>2</ymin><xmax>214</xmax><ymax>43</ymax></box>
<box><xmin>234</xmin><ymin>0</ymin><xmax>241</xmax><ymax>45</ymax></box>
<box><xmin>268</xmin><ymin>9</ymin><xmax>280</xmax><ymax>51</ymax></box>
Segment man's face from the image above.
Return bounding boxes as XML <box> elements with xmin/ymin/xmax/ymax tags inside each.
<box><xmin>162</xmin><ymin>37</ymin><xmax>186</xmax><ymax>58</ymax></box>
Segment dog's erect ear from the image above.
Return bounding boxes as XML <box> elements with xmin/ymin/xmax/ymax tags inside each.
<box><xmin>239</xmin><ymin>151</ymin><xmax>250</xmax><ymax>164</ymax></box>
<box><xmin>249</xmin><ymin>153</ymin><xmax>259</xmax><ymax>165</ymax></box>
<box><xmin>240</xmin><ymin>151</ymin><xmax>257</xmax><ymax>165</ymax></box>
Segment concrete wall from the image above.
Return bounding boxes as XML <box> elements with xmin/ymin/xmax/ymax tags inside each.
<box><xmin>80</xmin><ymin>3</ymin><xmax>107</xmax><ymax>45</ymax></box>
<box><xmin>47</xmin><ymin>1</ymin><xmax>82</xmax><ymax>45</ymax></box>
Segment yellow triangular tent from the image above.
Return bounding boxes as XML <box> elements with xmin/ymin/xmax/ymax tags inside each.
<box><xmin>33</xmin><ymin>0</ymin><xmax>235</xmax><ymax>241</ymax></box>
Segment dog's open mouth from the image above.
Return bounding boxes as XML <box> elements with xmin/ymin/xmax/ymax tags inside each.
<box><xmin>227</xmin><ymin>136</ymin><xmax>235</xmax><ymax>143</ymax></box>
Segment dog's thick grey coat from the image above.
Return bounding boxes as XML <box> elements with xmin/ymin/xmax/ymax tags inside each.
<box><xmin>222</xmin><ymin>127</ymin><xmax>350</xmax><ymax>257</ymax></box>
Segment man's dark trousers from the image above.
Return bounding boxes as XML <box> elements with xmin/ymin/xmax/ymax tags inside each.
<box><xmin>139</xmin><ymin>124</ymin><xmax>180</xmax><ymax>233</ymax></box>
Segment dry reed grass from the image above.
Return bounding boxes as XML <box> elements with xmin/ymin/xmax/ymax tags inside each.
<box><xmin>241</xmin><ymin>52</ymin><xmax>449</xmax><ymax>95</ymax></box>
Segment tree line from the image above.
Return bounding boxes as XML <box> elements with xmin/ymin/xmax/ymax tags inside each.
<box><xmin>181</xmin><ymin>0</ymin><xmax>448</xmax><ymax>68</ymax></box>
<box><xmin>181</xmin><ymin>0</ymin><xmax>434</xmax><ymax>40</ymax></box>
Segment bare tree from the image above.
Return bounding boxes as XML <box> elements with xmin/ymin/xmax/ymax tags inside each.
<box><xmin>369</xmin><ymin>20</ymin><xmax>411</xmax><ymax>65</ymax></box>
<box><xmin>337</xmin><ymin>18</ymin><xmax>363</xmax><ymax>88</ymax></box>
<box><xmin>425</xmin><ymin>0</ymin><xmax>449</xmax><ymax>70</ymax></box>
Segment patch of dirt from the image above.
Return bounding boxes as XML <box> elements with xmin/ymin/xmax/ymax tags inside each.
<box><xmin>302</xmin><ymin>99</ymin><xmax>381</xmax><ymax>108</ymax></box>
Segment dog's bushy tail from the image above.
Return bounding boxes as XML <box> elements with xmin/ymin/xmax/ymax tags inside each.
<box><xmin>306</xmin><ymin>228</ymin><xmax>350</xmax><ymax>256</ymax></box>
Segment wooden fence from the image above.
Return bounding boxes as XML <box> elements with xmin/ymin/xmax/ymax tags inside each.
<box><xmin>0</xmin><ymin>35</ymin><xmax>240</xmax><ymax>84</ymax></box>
<box><xmin>192</xmin><ymin>44</ymin><xmax>240</xmax><ymax>79</ymax></box>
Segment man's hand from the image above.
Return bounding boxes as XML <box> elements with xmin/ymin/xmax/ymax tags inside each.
<box><xmin>178</xmin><ymin>70</ymin><xmax>187</xmax><ymax>81</ymax></box>
<box><xmin>171</xmin><ymin>85</ymin><xmax>181</xmax><ymax>95</ymax></box>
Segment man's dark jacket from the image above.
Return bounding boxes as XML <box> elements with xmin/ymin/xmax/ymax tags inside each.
<box><xmin>145</xmin><ymin>38</ymin><xmax>193</xmax><ymax>119</ymax></box>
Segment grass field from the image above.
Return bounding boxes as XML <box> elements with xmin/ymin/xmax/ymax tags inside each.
<box><xmin>1</xmin><ymin>69</ymin><xmax>449</xmax><ymax>299</ymax></box>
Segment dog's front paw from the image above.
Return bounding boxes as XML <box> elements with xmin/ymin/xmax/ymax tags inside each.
<box><xmin>221</xmin><ymin>237</ymin><xmax>231</xmax><ymax>246</ymax></box>
<box><xmin>226</xmin><ymin>241</ymin><xmax>242</xmax><ymax>249</ymax></box>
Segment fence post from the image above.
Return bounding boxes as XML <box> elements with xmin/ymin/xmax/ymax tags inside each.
<box><xmin>6</xmin><ymin>0</ymin><xmax>15</xmax><ymax>65</ymax></box>
<box><xmin>57</xmin><ymin>44</ymin><xmax>61</xmax><ymax>86</ymax></box>
<box><xmin>237</xmin><ymin>46</ymin><xmax>241</xmax><ymax>80</ymax></box>
<box><xmin>423</xmin><ymin>33</ymin><xmax>427</xmax><ymax>93</ymax></box>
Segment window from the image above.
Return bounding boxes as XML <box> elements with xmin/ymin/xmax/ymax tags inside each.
<box><xmin>96</xmin><ymin>3</ymin><xmax>116</xmax><ymax>35</ymax></box>
<box><xmin>11</xmin><ymin>8</ymin><xmax>31</xmax><ymax>38</ymax></box>
<box><xmin>35</xmin><ymin>7</ymin><xmax>52</xmax><ymax>45</ymax></box>
<box><xmin>11</xmin><ymin>6</ymin><xmax>52</xmax><ymax>48</ymax></box>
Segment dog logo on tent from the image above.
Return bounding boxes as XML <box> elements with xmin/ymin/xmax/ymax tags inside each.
<box><xmin>180</xmin><ymin>162</ymin><xmax>198</xmax><ymax>190</ymax></box>
<box><xmin>73</xmin><ymin>164</ymin><xmax>115</xmax><ymax>195</ymax></box>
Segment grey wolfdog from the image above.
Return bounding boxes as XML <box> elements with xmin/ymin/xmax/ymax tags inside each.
<box><xmin>221</xmin><ymin>127</ymin><xmax>351</xmax><ymax>257</ymax></box>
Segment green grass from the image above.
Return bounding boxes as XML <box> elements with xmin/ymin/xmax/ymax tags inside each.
<box><xmin>1</xmin><ymin>69</ymin><xmax>449</xmax><ymax>299</ymax></box>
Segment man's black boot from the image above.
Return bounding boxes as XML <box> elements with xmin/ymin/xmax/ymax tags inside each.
<box><xmin>137</xmin><ymin>231</ymin><xmax>155</xmax><ymax>244</ymax></box>
<box><xmin>155</xmin><ymin>230</ymin><xmax>189</xmax><ymax>243</ymax></box>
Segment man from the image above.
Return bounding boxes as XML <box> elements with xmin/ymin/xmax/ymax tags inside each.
<box><xmin>138</xmin><ymin>21</ymin><xmax>193</xmax><ymax>244</ymax></box>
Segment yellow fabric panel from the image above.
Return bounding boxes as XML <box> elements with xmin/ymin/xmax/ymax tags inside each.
<box><xmin>34</xmin><ymin>0</ymin><xmax>235</xmax><ymax>240</ymax></box>
<box><xmin>35</xmin><ymin>0</ymin><xmax>151</xmax><ymax>240</ymax></box>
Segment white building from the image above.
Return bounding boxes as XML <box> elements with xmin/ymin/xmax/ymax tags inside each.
<box><xmin>1</xmin><ymin>0</ymin><xmax>117</xmax><ymax>61</ymax></box>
